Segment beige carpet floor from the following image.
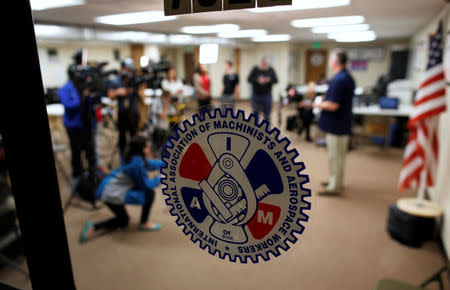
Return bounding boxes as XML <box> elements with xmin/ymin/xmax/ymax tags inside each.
<box><xmin>1</xmin><ymin>103</ymin><xmax>447</xmax><ymax>290</ymax></box>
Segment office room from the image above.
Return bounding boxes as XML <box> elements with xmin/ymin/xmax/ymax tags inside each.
<box><xmin>0</xmin><ymin>0</ymin><xmax>449</xmax><ymax>289</ymax></box>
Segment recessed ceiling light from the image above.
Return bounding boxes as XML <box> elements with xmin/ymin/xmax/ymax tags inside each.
<box><xmin>218</xmin><ymin>29</ymin><xmax>267</xmax><ymax>38</ymax></box>
<box><xmin>181</xmin><ymin>24</ymin><xmax>240</xmax><ymax>34</ymax></box>
<box><xmin>95</xmin><ymin>31</ymin><xmax>168</xmax><ymax>43</ymax></box>
<box><xmin>252</xmin><ymin>34</ymin><xmax>291</xmax><ymax>42</ymax></box>
<box><xmin>248</xmin><ymin>0</ymin><xmax>350</xmax><ymax>13</ymax></box>
<box><xmin>328</xmin><ymin>31</ymin><xmax>376</xmax><ymax>42</ymax></box>
<box><xmin>291</xmin><ymin>16</ymin><xmax>364</xmax><ymax>28</ymax></box>
<box><xmin>95</xmin><ymin>11</ymin><xmax>177</xmax><ymax>26</ymax></box>
<box><xmin>312</xmin><ymin>24</ymin><xmax>370</xmax><ymax>34</ymax></box>
<box><xmin>169</xmin><ymin>34</ymin><xmax>194</xmax><ymax>44</ymax></box>
<box><xmin>34</xmin><ymin>24</ymin><xmax>82</xmax><ymax>39</ymax></box>
<box><xmin>31</xmin><ymin>0</ymin><xmax>85</xmax><ymax>10</ymax></box>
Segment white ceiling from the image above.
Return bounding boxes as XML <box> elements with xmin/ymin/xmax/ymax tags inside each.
<box><xmin>32</xmin><ymin>0</ymin><xmax>446</xmax><ymax>42</ymax></box>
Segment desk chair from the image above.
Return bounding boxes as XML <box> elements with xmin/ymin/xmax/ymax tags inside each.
<box><xmin>375</xmin><ymin>263</ymin><xmax>449</xmax><ymax>290</ymax></box>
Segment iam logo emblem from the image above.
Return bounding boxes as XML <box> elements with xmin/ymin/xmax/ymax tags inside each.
<box><xmin>161</xmin><ymin>109</ymin><xmax>311</xmax><ymax>263</ymax></box>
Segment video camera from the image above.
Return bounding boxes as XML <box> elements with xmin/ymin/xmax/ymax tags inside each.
<box><xmin>119</xmin><ymin>56</ymin><xmax>172</xmax><ymax>91</ymax></box>
<box><xmin>69</xmin><ymin>49</ymin><xmax>118</xmax><ymax>98</ymax></box>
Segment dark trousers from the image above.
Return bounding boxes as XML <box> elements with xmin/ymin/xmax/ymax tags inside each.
<box><xmin>94</xmin><ymin>189</ymin><xmax>155</xmax><ymax>231</ymax></box>
<box><xmin>251</xmin><ymin>93</ymin><xmax>272</xmax><ymax>122</ymax></box>
<box><xmin>66</xmin><ymin>128</ymin><xmax>96</xmax><ymax>178</ymax></box>
<box><xmin>299</xmin><ymin>109</ymin><xmax>314</xmax><ymax>140</ymax></box>
<box><xmin>118</xmin><ymin>111</ymin><xmax>138</xmax><ymax>157</ymax></box>
<box><xmin>197</xmin><ymin>98</ymin><xmax>212</xmax><ymax>113</ymax></box>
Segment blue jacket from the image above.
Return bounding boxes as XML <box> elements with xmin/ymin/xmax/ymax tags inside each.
<box><xmin>58</xmin><ymin>80</ymin><xmax>83</xmax><ymax>129</ymax></box>
<box><xmin>96</xmin><ymin>156</ymin><xmax>163</xmax><ymax>205</ymax></box>
<box><xmin>58</xmin><ymin>80</ymin><xmax>96</xmax><ymax>130</ymax></box>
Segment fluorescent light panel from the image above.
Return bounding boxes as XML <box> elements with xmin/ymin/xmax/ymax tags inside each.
<box><xmin>328</xmin><ymin>31</ymin><xmax>376</xmax><ymax>42</ymax></box>
<box><xmin>95</xmin><ymin>11</ymin><xmax>177</xmax><ymax>25</ymax></box>
<box><xmin>96</xmin><ymin>31</ymin><xmax>168</xmax><ymax>43</ymax></box>
<box><xmin>31</xmin><ymin>0</ymin><xmax>85</xmax><ymax>10</ymax></box>
<box><xmin>252</xmin><ymin>34</ymin><xmax>291</xmax><ymax>42</ymax></box>
<box><xmin>249</xmin><ymin>0</ymin><xmax>349</xmax><ymax>13</ymax></box>
<box><xmin>169</xmin><ymin>34</ymin><xmax>194</xmax><ymax>44</ymax></box>
<box><xmin>34</xmin><ymin>24</ymin><xmax>82</xmax><ymax>39</ymax></box>
<box><xmin>291</xmin><ymin>16</ymin><xmax>364</xmax><ymax>28</ymax></box>
<box><xmin>218</xmin><ymin>29</ymin><xmax>267</xmax><ymax>38</ymax></box>
<box><xmin>181</xmin><ymin>24</ymin><xmax>239</xmax><ymax>34</ymax></box>
<box><xmin>312</xmin><ymin>24</ymin><xmax>370</xmax><ymax>34</ymax></box>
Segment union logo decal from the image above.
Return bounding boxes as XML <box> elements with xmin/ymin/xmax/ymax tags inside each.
<box><xmin>161</xmin><ymin>109</ymin><xmax>311</xmax><ymax>263</ymax></box>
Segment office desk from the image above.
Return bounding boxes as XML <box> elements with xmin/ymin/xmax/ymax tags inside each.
<box><xmin>352</xmin><ymin>105</ymin><xmax>412</xmax><ymax>148</ymax></box>
<box><xmin>353</xmin><ymin>104</ymin><xmax>412</xmax><ymax>117</ymax></box>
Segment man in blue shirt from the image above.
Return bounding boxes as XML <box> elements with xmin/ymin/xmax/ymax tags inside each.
<box><xmin>58</xmin><ymin>65</ymin><xmax>97</xmax><ymax>184</ymax></box>
<box><xmin>315</xmin><ymin>50</ymin><xmax>355</xmax><ymax>195</ymax></box>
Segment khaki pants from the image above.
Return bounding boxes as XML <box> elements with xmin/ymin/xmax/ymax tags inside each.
<box><xmin>325</xmin><ymin>134</ymin><xmax>350</xmax><ymax>191</ymax></box>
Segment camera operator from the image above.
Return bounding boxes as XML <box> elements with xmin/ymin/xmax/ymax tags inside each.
<box><xmin>58</xmin><ymin>64</ymin><xmax>97</xmax><ymax>186</ymax></box>
<box><xmin>107</xmin><ymin>58</ymin><xmax>140</xmax><ymax>158</ymax></box>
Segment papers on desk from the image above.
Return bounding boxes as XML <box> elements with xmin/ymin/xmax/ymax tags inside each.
<box><xmin>143</xmin><ymin>85</ymin><xmax>195</xmax><ymax>99</ymax></box>
<box><xmin>352</xmin><ymin>104</ymin><xmax>413</xmax><ymax>117</ymax></box>
<box><xmin>312</xmin><ymin>96</ymin><xmax>323</xmax><ymax>115</ymax></box>
<box><xmin>296</xmin><ymin>84</ymin><xmax>329</xmax><ymax>95</ymax></box>
<box><xmin>387</xmin><ymin>79</ymin><xmax>413</xmax><ymax>106</ymax></box>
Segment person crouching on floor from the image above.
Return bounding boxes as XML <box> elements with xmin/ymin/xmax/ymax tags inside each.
<box><xmin>80</xmin><ymin>135</ymin><xmax>163</xmax><ymax>243</ymax></box>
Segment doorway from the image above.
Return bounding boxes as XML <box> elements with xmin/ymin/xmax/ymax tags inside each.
<box><xmin>305</xmin><ymin>49</ymin><xmax>327</xmax><ymax>84</ymax></box>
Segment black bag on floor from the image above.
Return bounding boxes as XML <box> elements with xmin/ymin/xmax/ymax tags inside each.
<box><xmin>286</xmin><ymin>115</ymin><xmax>299</xmax><ymax>131</ymax></box>
<box><xmin>75</xmin><ymin>171</ymin><xmax>106</xmax><ymax>204</ymax></box>
<box><xmin>387</xmin><ymin>203</ymin><xmax>436</xmax><ymax>248</ymax></box>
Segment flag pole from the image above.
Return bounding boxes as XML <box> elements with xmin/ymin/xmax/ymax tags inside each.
<box><xmin>416</xmin><ymin>169</ymin><xmax>427</xmax><ymax>207</ymax></box>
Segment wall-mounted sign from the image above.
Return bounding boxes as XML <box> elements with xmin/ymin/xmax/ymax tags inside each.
<box><xmin>350</xmin><ymin>60</ymin><xmax>368</xmax><ymax>71</ymax></box>
<box><xmin>161</xmin><ymin>109</ymin><xmax>311</xmax><ymax>263</ymax></box>
<box><xmin>341</xmin><ymin>47</ymin><xmax>385</xmax><ymax>61</ymax></box>
<box><xmin>164</xmin><ymin>0</ymin><xmax>291</xmax><ymax>15</ymax></box>
<box><xmin>310</xmin><ymin>52</ymin><xmax>324</xmax><ymax>67</ymax></box>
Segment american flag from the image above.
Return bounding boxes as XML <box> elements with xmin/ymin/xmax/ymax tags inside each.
<box><xmin>398</xmin><ymin>20</ymin><xmax>447</xmax><ymax>193</ymax></box>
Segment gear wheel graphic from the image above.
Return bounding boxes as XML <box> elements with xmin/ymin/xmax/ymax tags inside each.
<box><xmin>160</xmin><ymin>108</ymin><xmax>311</xmax><ymax>263</ymax></box>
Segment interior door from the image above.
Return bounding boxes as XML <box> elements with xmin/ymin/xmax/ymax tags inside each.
<box><xmin>184</xmin><ymin>52</ymin><xmax>194</xmax><ymax>84</ymax></box>
<box><xmin>305</xmin><ymin>50</ymin><xmax>327</xmax><ymax>84</ymax></box>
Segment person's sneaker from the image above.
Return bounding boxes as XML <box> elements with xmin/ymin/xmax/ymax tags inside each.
<box><xmin>138</xmin><ymin>223</ymin><xmax>162</xmax><ymax>232</ymax></box>
<box><xmin>320</xmin><ymin>181</ymin><xmax>344</xmax><ymax>189</ymax></box>
<box><xmin>317</xmin><ymin>189</ymin><xmax>340</xmax><ymax>196</ymax></box>
<box><xmin>72</xmin><ymin>176</ymin><xmax>80</xmax><ymax>189</ymax></box>
<box><xmin>80</xmin><ymin>221</ymin><xmax>93</xmax><ymax>243</ymax></box>
<box><xmin>320</xmin><ymin>181</ymin><xmax>329</xmax><ymax>187</ymax></box>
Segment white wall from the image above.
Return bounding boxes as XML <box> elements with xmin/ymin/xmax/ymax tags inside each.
<box><xmin>37</xmin><ymin>41</ymin><xmax>130</xmax><ymax>89</ymax></box>
<box><xmin>289</xmin><ymin>40</ymin><xmax>409</xmax><ymax>91</ymax></box>
<box><xmin>409</xmin><ymin>6</ymin><xmax>450</xmax><ymax>256</ymax></box>
<box><xmin>208</xmin><ymin>46</ymin><xmax>236</xmax><ymax>98</ymax></box>
<box><xmin>239</xmin><ymin>42</ymin><xmax>290</xmax><ymax>101</ymax></box>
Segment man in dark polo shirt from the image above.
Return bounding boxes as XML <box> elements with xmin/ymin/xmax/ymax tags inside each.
<box><xmin>248</xmin><ymin>56</ymin><xmax>278</xmax><ymax>122</ymax></box>
<box><xmin>315</xmin><ymin>50</ymin><xmax>355</xmax><ymax>195</ymax></box>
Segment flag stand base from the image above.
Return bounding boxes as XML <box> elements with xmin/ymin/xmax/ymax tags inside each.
<box><xmin>387</xmin><ymin>198</ymin><xmax>443</xmax><ymax>248</ymax></box>
<box><xmin>397</xmin><ymin>198</ymin><xmax>443</xmax><ymax>218</ymax></box>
